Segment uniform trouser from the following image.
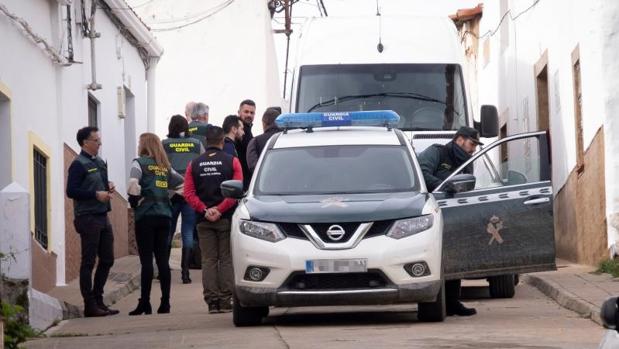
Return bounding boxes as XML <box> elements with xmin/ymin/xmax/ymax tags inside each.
<box><xmin>74</xmin><ymin>214</ymin><xmax>115</xmax><ymax>303</ymax></box>
<box><xmin>446</xmin><ymin>279</ymin><xmax>462</xmax><ymax>307</ymax></box>
<box><xmin>169</xmin><ymin>199</ymin><xmax>196</xmax><ymax>250</ymax></box>
<box><xmin>135</xmin><ymin>216</ymin><xmax>171</xmax><ymax>302</ymax></box>
<box><xmin>197</xmin><ymin>218</ymin><xmax>233</xmax><ymax>303</ymax></box>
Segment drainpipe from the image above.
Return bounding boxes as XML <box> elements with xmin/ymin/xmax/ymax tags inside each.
<box><xmin>146</xmin><ymin>57</ymin><xmax>159</xmax><ymax>132</ymax></box>
<box><xmin>87</xmin><ymin>1</ymin><xmax>101</xmax><ymax>90</ymax></box>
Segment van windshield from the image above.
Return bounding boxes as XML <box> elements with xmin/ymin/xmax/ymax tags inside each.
<box><xmin>255</xmin><ymin>145</ymin><xmax>419</xmax><ymax>195</ymax></box>
<box><xmin>296</xmin><ymin>64</ymin><xmax>468</xmax><ymax>131</ymax></box>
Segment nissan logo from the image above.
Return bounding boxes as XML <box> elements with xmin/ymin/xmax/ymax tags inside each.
<box><xmin>326</xmin><ymin>225</ymin><xmax>346</xmax><ymax>241</ymax></box>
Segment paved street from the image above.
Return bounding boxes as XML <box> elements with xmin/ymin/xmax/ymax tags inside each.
<box><xmin>26</xmin><ymin>270</ymin><xmax>604</xmax><ymax>349</ymax></box>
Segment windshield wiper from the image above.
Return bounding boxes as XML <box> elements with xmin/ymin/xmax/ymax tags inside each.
<box><xmin>307</xmin><ymin>92</ymin><xmax>446</xmax><ymax>112</ymax></box>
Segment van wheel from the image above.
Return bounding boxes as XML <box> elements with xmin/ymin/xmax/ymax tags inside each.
<box><xmin>232</xmin><ymin>295</ymin><xmax>267</xmax><ymax>327</ymax></box>
<box><xmin>417</xmin><ymin>280</ymin><xmax>446</xmax><ymax>322</ymax></box>
<box><xmin>488</xmin><ymin>274</ymin><xmax>516</xmax><ymax>298</ymax></box>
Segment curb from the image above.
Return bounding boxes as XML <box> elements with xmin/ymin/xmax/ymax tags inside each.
<box><xmin>524</xmin><ymin>274</ymin><xmax>602</xmax><ymax>326</ymax></box>
<box><xmin>57</xmin><ymin>270</ymin><xmax>141</xmax><ymax>321</ymax></box>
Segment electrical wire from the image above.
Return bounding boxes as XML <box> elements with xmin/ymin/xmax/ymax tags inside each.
<box><xmin>149</xmin><ymin>0</ymin><xmax>234</xmax><ymax>31</ymax></box>
<box><xmin>102</xmin><ymin>0</ymin><xmax>155</xmax><ymax>10</ymax></box>
<box><xmin>315</xmin><ymin>0</ymin><xmax>323</xmax><ymax>17</ymax></box>
<box><xmin>0</xmin><ymin>3</ymin><xmax>69</xmax><ymax>65</ymax></box>
<box><xmin>463</xmin><ymin>0</ymin><xmax>540</xmax><ymax>41</ymax></box>
<box><xmin>144</xmin><ymin>1</ymin><xmax>237</xmax><ymax>25</ymax></box>
<box><xmin>318</xmin><ymin>0</ymin><xmax>327</xmax><ymax>16</ymax></box>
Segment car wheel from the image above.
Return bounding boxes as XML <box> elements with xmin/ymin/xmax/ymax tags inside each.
<box><xmin>417</xmin><ymin>280</ymin><xmax>446</xmax><ymax>322</ymax></box>
<box><xmin>488</xmin><ymin>274</ymin><xmax>516</xmax><ymax>298</ymax></box>
<box><xmin>232</xmin><ymin>294</ymin><xmax>268</xmax><ymax>327</ymax></box>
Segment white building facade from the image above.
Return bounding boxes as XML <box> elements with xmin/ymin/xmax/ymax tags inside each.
<box><xmin>0</xmin><ymin>0</ymin><xmax>161</xmax><ymax>329</ymax></box>
<box><xmin>127</xmin><ymin>0</ymin><xmax>281</xmax><ymax>135</ymax></box>
<box><xmin>457</xmin><ymin>0</ymin><xmax>619</xmax><ymax>265</ymax></box>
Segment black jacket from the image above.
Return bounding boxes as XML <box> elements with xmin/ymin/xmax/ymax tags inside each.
<box><xmin>417</xmin><ymin>141</ymin><xmax>472</xmax><ymax>192</ymax></box>
<box><xmin>235</xmin><ymin>121</ymin><xmax>253</xmax><ymax>190</ymax></box>
<box><xmin>246</xmin><ymin>125</ymin><xmax>281</xmax><ymax>172</ymax></box>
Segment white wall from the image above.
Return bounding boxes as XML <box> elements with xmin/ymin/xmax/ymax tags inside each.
<box><xmin>0</xmin><ymin>184</ymin><xmax>31</xmax><ymax>281</ymax></box>
<box><xmin>477</xmin><ymin>0</ymin><xmax>619</xmax><ymax>249</ymax></box>
<box><xmin>129</xmin><ymin>0</ymin><xmax>281</xmax><ymax>136</ymax></box>
<box><xmin>598</xmin><ymin>3</ymin><xmax>619</xmax><ymax>251</ymax></box>
<box><xmin>477</xmin><ymin>0</ymin><xmax>607</xmax><ymax>190</ymax></box>
<box><xmin>0</xmin><ymin>0</ymin><xmax>150</xmax><ymax>285</ymax></box>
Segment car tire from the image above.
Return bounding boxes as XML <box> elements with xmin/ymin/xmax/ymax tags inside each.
<box><xmin>488</xmin><ymin>274</ymin><xmax>516</xmax><ymax>298</ymax></box>
<box><xmin>232</xmin><ymin>294</ymin><xmax>267</xmax><ymax>327</ymax></box>
<box><xmin>417</xmin><ymin>280</ymin><xmax>446</xmax><ymax>322</ymax></box>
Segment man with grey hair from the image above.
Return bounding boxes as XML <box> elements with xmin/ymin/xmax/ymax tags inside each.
<box><xmin>184</xmin><ymin>101</ymin><xmax>196</xmax><ymax>122</ymax></box>
<box><xmin>188</xmin><ymin>102</ymin><xmax>210</xmax><ymax>147</ymax></box>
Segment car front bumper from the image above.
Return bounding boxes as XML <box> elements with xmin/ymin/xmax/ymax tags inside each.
<box><xmin>235</xmin><ymin>279</ymin><xmax>442</xmax><ymax>307</ymax></box>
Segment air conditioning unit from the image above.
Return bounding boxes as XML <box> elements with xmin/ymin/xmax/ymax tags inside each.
<box><xmin>117</xmin><ymin>87</ymin><xmax>126</xmax><ymax>119</ymax></box>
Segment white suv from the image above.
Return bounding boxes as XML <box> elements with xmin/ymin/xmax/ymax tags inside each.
<box><xmin>221</xmin><ymin>111</ymin><xmax>446</xmax><ymax>326</ymax></box>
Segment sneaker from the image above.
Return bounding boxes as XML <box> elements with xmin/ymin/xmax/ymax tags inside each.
<box><xmin>446</xmin><ymin>301</ymin><xmax>477</xmax><ymax>316</ymax></box>
<box><xmin>219</xmin><ymin>298</ymin><xmax>232</xmax><ymax>313</ymax></box>
<box><xmin>207</xmin><ymin>300</ymin><xmax>220</xmax><ymax>314</ymax></box>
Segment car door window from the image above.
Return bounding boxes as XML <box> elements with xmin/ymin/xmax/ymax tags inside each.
<box><xmin>455</xmin><ymin>137</ymin><xmax>542</xmax><ymax>190</ymax></box>
<box><xmin>433</xmin><ymin>132</ymin><xmax>555</xmax><ymax>280</ymax></box>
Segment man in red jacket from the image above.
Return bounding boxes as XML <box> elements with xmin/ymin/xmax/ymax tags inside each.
<box><xmin>184</xmin><ymin>126</ymin><xmax>243</xmax><ymax>314</ymax></box>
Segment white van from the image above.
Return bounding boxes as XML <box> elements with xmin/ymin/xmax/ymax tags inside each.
<box><xmin>287</xmin><ymin>15</ymin><xmax>556</xmax><ymax>298</ymax></box>
<box><xmin>288</xmin><ymin>15</ymin><xmax>499</xmax><ymax>150</ymax></box>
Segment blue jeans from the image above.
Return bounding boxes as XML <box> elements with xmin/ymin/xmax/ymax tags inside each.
<box><xmin>169</xmin><ymin>198</ymin><xmax>196</xmax><ymax>249</ymax></box>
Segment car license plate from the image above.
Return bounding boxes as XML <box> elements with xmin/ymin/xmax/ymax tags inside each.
<box><xmin>305</xmin><ymin>258</ymin><xmax>368</xmax><ymax>273</ymax></box>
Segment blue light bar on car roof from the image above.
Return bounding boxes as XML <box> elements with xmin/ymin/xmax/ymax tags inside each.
<box><xmin>275</xmin><ymin>110</ymin><xmax>400</xmax><ymax>129</ymax></box>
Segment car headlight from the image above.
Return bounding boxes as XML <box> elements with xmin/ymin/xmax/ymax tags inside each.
<box><xmin>239</xmin><ymin>220</ymin><xmax>286</xmax><ymax>242</ymax></box>
<box><xmin>386</xmin><ymin>215</ymin><xmax>434</xmax><ymax>239</ymax></box>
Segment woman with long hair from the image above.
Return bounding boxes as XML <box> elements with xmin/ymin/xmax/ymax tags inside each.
<box><xmin>127</xmin><ymin>132</ymin><xmax>183</xmax><ymax>315</ymax></box>
<box><xmin>162</xmin><ymin>115</ymin><xmax>204</xmax><ymax>284</ymax></box>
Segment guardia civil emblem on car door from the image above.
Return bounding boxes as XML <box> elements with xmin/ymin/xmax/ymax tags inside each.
<box><xmin>486</xmin><ymin>215</ymin><xmax>505</xmax><ymax>245</ymax></box>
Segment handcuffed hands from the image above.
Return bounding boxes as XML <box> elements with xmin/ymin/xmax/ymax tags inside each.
<box><xmin>204</xmin><ymin>207</ymin><xmax>222</xmax><ymax>222</ymax></box>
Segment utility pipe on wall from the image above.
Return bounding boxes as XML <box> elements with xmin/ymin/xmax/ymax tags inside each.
<box><xmin>87</xmin><ymin>0</ymin><xmax>101</xmax><ymax>90</ymax></box>
<box><xmin>146</xmin><ymin>57</ymin><xmax>159</xmax><ymax>132</ymax></box>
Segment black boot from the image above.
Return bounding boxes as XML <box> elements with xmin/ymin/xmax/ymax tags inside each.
<box><xmin>129</xmin><ymin>298</ymin><xmax>152</xmax><ymax>316</ymax></box>
<box><xmin>181</xmin><ymin>247</ymin><xmax>192</xmax><ymax>284</ymax></box>
<box><xmin>157</xmin><ymin>297</ymin><xmax>170</xmax><ymax>314</ymax></box>
<box><xmin>96</xmin><ymin>296</ymin><xmax>119</xmax><ymax>315</ymax></box>
<box><xmin>447</xmin><ymin>301</ymin><xmax>477</xmax><ymax>316</ymax></box>
<box><xmin>84</xmin><ymin>299</ymin><xmax>109</xmax><ymax>317</ymax></box>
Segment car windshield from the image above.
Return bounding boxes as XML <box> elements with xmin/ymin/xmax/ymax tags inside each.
<box><xmin>255</xmin><ymin>145</ymin><xmax>419</xmax><ymax>195</ymax></box>
<box><xmin>296</xmin><ymin>64</ymin><xmax>468</xmax><ymax>131</ymax></box>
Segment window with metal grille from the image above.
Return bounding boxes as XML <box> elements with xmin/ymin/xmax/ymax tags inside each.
<box><xmin>33</xmin><ymin>148</ymin><xmax>48</xmax><ymax>249</ymax></box>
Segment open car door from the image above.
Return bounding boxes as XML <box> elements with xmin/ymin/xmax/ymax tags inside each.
<box><xmin>432</xmin><ymin>131</ymin><xmax>555</xmax><ymax>280</ymax></box>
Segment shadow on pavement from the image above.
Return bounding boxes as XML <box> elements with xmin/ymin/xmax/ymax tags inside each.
<box><xmin>264</xmin><ymin>309</ymin><xmax>418</xmax><ymax>326</ymax></box>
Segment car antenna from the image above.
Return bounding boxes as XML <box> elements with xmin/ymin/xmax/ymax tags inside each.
<box><xmin>376</xmin><ymin>0</ymin><xmax>384</xmax><ymax>53</ymax></box>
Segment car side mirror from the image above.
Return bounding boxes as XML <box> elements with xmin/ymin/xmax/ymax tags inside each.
<box><xmin>441</xmin><ymin>174</ymin><xmax>476</xmax><ymax>194</ymax></box>
<box><xmin>601</xmin><ymin>297</ymin><xmax>619</xmax><ymax>331</ymax></box>
<box><xmin>221</xmin><ymin>180</ymin><xmax>245</xmax><ymax>199</ymax></box>
<box><xmin>477</xmin><ymin>105</ymin><xmax>499</xmax><ymax>138</ymax></box>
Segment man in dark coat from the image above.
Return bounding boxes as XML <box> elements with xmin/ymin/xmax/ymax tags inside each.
<box><xmin>66</xmin><ymin>126</ymin><xmax>119</xmax><ymax>317</ymax></box>
<box><xmin>235</xmin><ymin>99</ymin><xmax>256</xmax><ymax>190</ymax></box>
<box><xmin>417</xmin><ymin>126</ymin><xmax>482</xmax><ymax>316</ymax></box>
<box><xmin>246</xmin><ymin>107</ymin><xmax>282</xmax><ymax>172</ymax></box>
